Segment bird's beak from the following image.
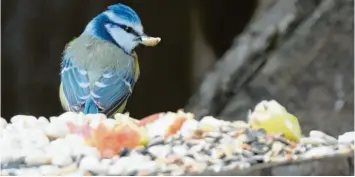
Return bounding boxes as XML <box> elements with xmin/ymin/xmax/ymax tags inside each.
<box><xmin>138</xmin><ymin>35</ymin><xmax>161</xmax><ymax>46</ymax></box>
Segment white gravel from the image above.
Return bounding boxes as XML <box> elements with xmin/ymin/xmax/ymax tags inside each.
<box><xmin>0</xmin><ymin>112</ymin><xmax>354</xmax><ymax>176</ymax></box>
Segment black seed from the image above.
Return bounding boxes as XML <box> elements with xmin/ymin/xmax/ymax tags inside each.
<box><xmin>213</xmin><ymin>137</ymin><xmax>222</xmax><ymax>144</ymax></box>
<box><xmin>251</xmin><ymin>142</ymin><xmax>270</xmax><ymax>154</ymax></box>
<box><xmin>224</xmin><ymin>156</ymin><xmax>240</xmax><ymax>165</ymax></box>
<box><xmin>148</xmin><ymin>137</ymin><xmax>165</xmax><ymax>147</ymax></box>
<box><xmin>8</xmin><ymin>171</ymin><xmax>17</xmax><ymax>176</ymax></box>
<box><xmin>206</xmin><ymin>160</ymin><xmax>213</xmax><ymax>166</ymax></box>
<box><xmin>88</xmin><ymin>170</ymin><xmax>99</xmax><ymax>176</ymax></box>
<box><xmin>185</xmin><ymin>142</ymin><xmax>193</xmax><ymax>148</ymax></box>
<box><xmin>248</xmin><ymin>155</ymin><xmax>265</xmax><ymax>163</ymax></box>
<box><xmin>244</xmin><ymin>130</ymin><xmax>258</xmax><ymax>144</ymax></box>
<box><xmin>126</xmin><ymin>170</ymin><xmax>138</xmax><ymax>176</ymax></box>
<box><xmin>220</xmin><ymin>153</ymin><xmax>226</xmax><ymax>159</ymax></box>
<box><xmin>136</xmin><ymin>148</ymin><xmax>148</xmax><ymax>155</ymax></box>
<box><xmin>75</xmin><ymin>154</ymin><xmax>85</xmax><ymax>166</ymax></box>
<box><xmin>185</xmin><ymin>153</ymin><xmax>195</xmax><ymax>158</ymax></box>
<box><xmin>119</xmin><ymin>148</ymin><xmax>130</xmax><ymax>157</ymax></box>
<box><xmin>201</xmin><ymin>149</ymin><xmax>211</xmax><ymax>156</ymax></box>
<box><xmin>275</xmin><ymin>137</ymin><xmax>291</xmax><ymax>145</ymax></box>
<box><xmin>136</xmin><ymin>148</ymin><xmax>156</xmax><ymax>160</ymax></box>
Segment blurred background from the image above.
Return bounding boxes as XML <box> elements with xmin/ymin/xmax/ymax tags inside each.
<box><xmin>1</xmin><ymin>0</ymin><xmax>354</xmax><ymax>137</ymax></box>
<box><xmin>1</xmin><ymin>0</ymin><xmax>256</xmax><ymax>118</ymax></box>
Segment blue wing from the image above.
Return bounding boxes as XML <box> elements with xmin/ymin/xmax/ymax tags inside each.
<box><xmin>61</xmin><ymin>56</ymin><xmax>91</xmax><ymax>112</ymax></box>
<box><xmin>91</xmin><ymin>68</ymin><xmax>136</xmax><ymax>116</ymax></box>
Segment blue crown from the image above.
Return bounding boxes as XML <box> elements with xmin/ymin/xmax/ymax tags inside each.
<box><xmin>107</xmin><ymin>3</ymin><xmax>142</xmax><ymax>25</ymax></box>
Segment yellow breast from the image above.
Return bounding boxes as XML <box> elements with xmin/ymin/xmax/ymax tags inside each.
<box><xmin>132</xmin><ymin>51</ymin><xmax>140</xmax><ymax>81</ymax></box>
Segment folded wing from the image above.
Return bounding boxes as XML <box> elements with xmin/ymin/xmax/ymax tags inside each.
<box><xmin>61</xmin><ymin>57</ymin><xmax>91</xmax><ymax>112</ymax></box>
<box><xmin>92</xmin><ymin>67</ymin><xmax>135</xmax><ymax>116</ymax></box>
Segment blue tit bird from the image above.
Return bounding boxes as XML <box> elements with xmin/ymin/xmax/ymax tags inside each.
<box><xmin>59</xmin><ymin>3</ymin><xmax>161</xmax><ymax>118</ymax></box>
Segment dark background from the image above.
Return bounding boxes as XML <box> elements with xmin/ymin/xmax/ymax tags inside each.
<box><xmin>1</xmin><ymin>0</ymin><xmax>256</xmax><ymax>119</ymax></box>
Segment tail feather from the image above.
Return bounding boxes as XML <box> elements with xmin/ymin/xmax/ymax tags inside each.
<box><xmin>84</xmin><ymin>98</ymin><xmax>99</xmax><ymax>114</ymax></box>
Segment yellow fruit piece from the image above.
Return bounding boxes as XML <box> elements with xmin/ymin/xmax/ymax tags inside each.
<box><xmin>249</xmin><ymin>100</ymin><xmax>302</xmax><ymax>142</ymax></box>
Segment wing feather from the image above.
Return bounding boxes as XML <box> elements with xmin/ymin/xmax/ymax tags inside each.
<box><xmin>61</xmin><ymin>56</ymin><xmax>91</xmax><ymax>112</ymax></box>
<box><xmin>92</xmin><ymin>68</ymin><xmax>135</xmax><ymax>116</ymax></box>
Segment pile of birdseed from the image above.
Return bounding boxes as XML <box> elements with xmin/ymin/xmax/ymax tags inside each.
<box><xmin>0</xmin><ymin>112</ymin><xmax>354</xmax><ymax>176</ymax></box>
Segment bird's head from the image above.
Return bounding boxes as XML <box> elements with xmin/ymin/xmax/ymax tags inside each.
<box><xmin>83</xmin><ymin>3</ymin><xmax>161</xmax><ymax>54</ymax></box>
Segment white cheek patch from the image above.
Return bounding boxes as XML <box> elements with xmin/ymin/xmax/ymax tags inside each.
<box><xmin>105</xmin><ymin>24</ymin><xmax>125</xmax><ymax>42</ymax></box>
<box><xmin>104</xmin><ymin>24</ymin><xmax>137</xmax><ymax>52</ymax></box>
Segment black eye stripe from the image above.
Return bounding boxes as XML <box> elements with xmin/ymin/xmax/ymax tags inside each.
<box><xmin>108</xmin><ymin>22</ymin><xmax>140</xmax><ymax>36</ymax></box>
<box><xmin>119</xmin><ymin>24</ymin><xmax>140</xmax><ymax>36</ymax></box>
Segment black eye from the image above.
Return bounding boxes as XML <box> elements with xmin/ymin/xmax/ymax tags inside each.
<box><xmin>124</xmin><ymin>26</ymin><xmax>133</xmax><ymax>33</ymax></box>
